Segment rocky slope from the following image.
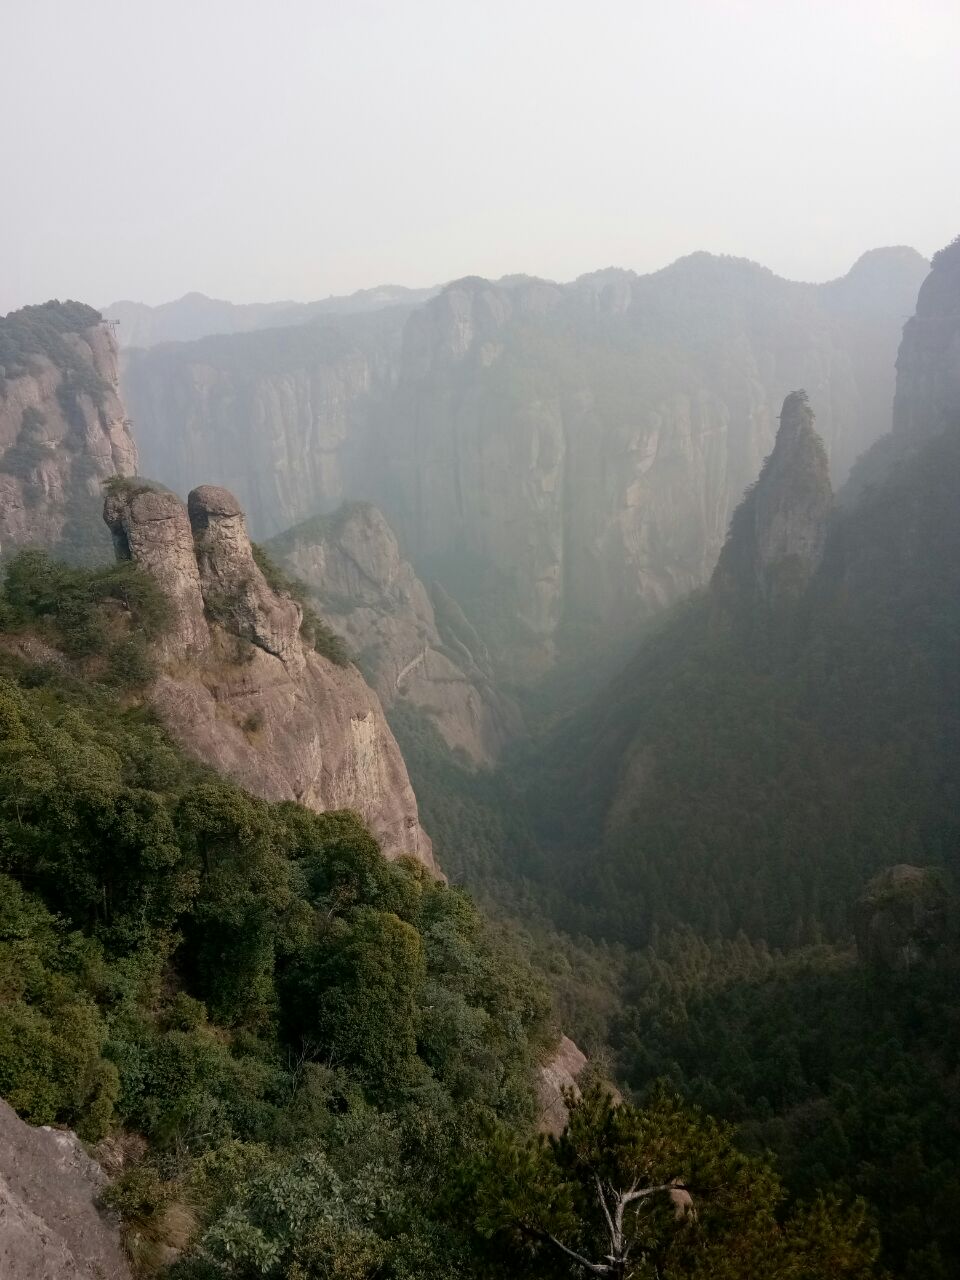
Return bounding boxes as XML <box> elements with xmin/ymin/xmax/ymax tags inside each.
<box><xmin>0</xmin><ymin>1098</ymin><xmax>130</xmax><ymax>1280</ymax></box>
<box><xmin>103</xmin><ymin>482</ymin><xmax>436</xmax><ymax>869</ymax></box>
<box><xmin>122</xmin><ymin>247</ymin><xmax>927</xmax><ymax>677</ymax></box>
<box><xmin>268</xmin><ymin>503</ymin><xmax>521</xmax><ymax>766</ymax></box>
<box><xmin>0</xmin><ymin>301</ymin><xmax>137</xmax><ymax>559</ymax></box>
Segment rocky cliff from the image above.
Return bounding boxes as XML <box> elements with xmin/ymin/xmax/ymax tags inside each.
<box><xmin>122</xmin><ymin>248</ymin><xmax>927</xmax><ymax>678</ymax></box>
<box><xmin>523</xmin><ymin>238</ymin><xmax>960</xmax><ymax>949</ymax></box>
<box><xmin>268</xmin><ymin>503</ymin><xmax>521</xmax><ymax>766</ymax></box>
<box><xmin>0</xmin><ymin>301</ymin><xmax>137</xmax><ymax>559</ymax></box>
<box><xmin>103</xmin><ymin>483</ymin><xmax>436</xmax><ymax>869</ymax></box>
<box><xmin>0</xmin><ymin>1098</ymin><xmax>130</xmax><ymax>1280</ymax></box>
<box><xmin>893</xmin><ymin>236</ymin><xmax>960</xmax><ymax>444</ymax></box>
<box><xmin>712</xmin><ymin>390</ymin><xmax>833</xmax><ymax>608</ymax></box>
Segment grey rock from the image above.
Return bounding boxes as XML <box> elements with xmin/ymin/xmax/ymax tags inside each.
<box><xmin>122</xmin><ymin>249</ymin><xmax>927</xmax><ymax>679</ymax></box>
<box><xmin>103</xmin><ymin>484</ymin><xmax>435</xmax><ymax>870</ymax></box>
<box><xmin>0</xmin><ymin>1097</ymin><xmax>131</xmax><ymax>1280</ymax></box>
<box><xmin>270</xmin><ymin>503</ymin><xmax>521</xmax><ymax>765</ymax></box>
<box><xmin>712</xmin><ymin>390</ymin><xmax>833</xmax><ymax>607</ymax></box>
<box><xmin>0</xmin><ymin>320</ymin><xmax>137</xmax><ymax>556</ymax></box>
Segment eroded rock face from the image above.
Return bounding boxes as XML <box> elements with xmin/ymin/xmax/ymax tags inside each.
<box><xmin>123</xmin><ymin>249</ymin><xmax>927</xmax><ymax>678</ymax></box>
<box><xmin>0</xmin><ymin>1097</ymin><xmax>130</xmax><ymax>1280</ymax></box>
<box><xmin>270</xmin><ymin>503</ymin><xmax>521</xmax><ymax>766</ymax></box>
<box><xmin>104</xmin><ymin>485</ymin><xmax>209</xmax><ymax>659</ymax></box>
<box><xmin>103</xmin><ymin>485</ymin><xmax>436</xmax><ymax>870</ymax></box>
<box><xmin>712</xmin><ymin>391</ymin><xmax>833</xmax><ymax>607</ymax></box>
<box><xmin>0</xmin><ymin>308</ymin><xmax>137</xmax><ymax>558</ymax></box>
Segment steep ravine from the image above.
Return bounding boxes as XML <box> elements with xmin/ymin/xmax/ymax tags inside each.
<box><xmin>123</xmin><ymin>247</ymin><xmax>927</xmax><ymax>677</ymax></box>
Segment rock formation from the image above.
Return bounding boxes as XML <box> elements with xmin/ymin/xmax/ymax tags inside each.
<box><xmin>0</xmin><ymin>302</ymin><xmax>137</xmax><ymax>559</ymax></box>
<box><xmin>269</xmin><ymin>503</ymin><xmax>521</xmax><ymax>765</ymax></box>
<box><xmin>0</xmin><ymin>1097</ymin><xmax>130</xmax><ymax>1280</ymax></box>
<box><xmin>893</xmin><ymin>236</ymin><xmax>960</xmax><ymax>443</ymax></box>
<box><xmin>121</xmin><ymin>248</ymin><xmax>927</xmax><ymax>677</ymax></box>
<box><xmin>103</xmin><ymin>483</ymin><xmax>436</xmax><ymax>870</ymax></box>
<box><xmin>536</xmin><ymin>1035</ymin><xmax>588</xmax><ymax>1136</ymax></box>
<box><xmin>712</xmin><ymin>390</ymin><xmax>833</xmax><ymax>607</ymax></box>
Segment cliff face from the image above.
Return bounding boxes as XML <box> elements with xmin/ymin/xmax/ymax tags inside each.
<box><xmin>103</xmin><ymin>484</ymin><xmax>436</xmax><ymax>870</ymax></box>
<box><xmin>0</xmin><ymin>302</ymin><xmax>137</xmax><ymax>559</ymax></box>
<box><xmin>122</xmin><ymin>248</ymin><xmax>927</xmax><ymax>678</ymax></box>
<box><xmin>0</xmin><ymin>1098</ymin><xmax>130</xmax><ymax>1280</ymax></box>
<box><xmin>893</xmin><ymin>237</ymin><xmax>960</xmax><ymax>443</ymax></box>
<box><xmin>269</xmin><ymin>503</ymin><xmax>521</xmax><ymax>766</ymax></box>
<box><xmin>525</xmin><ymin>240</ymin><xmax>960</xmax><ymax>949</ymax></box>
<box><xmin>712</xmin><ymin>390</ymin><xmax>833</xmax><ymax>607</ymax></box>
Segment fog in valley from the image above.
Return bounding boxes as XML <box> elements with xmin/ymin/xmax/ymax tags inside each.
<box><xmin>2</xmin><ymin>5</ymin><xmax>959</xmax><ymax>1279</ymax></box>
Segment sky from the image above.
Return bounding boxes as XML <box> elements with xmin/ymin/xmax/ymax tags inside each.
<box><xmin>3</xmin><ymin>0</ymin><xmax>959</xmax><ymax>314</ymax></box>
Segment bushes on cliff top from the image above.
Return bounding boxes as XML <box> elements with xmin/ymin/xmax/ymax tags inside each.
<box><xmin>0</xmin><ymin>300</ymin><xmax>108</xmax><ymax>402</ymax></box>
<box><xmin>0</xmin><ymin>657</ymin><xmax>551</xmax><ymax>1147</ymax></box>
<box><xmin>1</xmin><ymin>548</ymin><xmax>171</xmax><ymax>685</ymax></box>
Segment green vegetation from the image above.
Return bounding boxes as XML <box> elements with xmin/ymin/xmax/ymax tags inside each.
<box><xmin>251</xmin><ymin>541</ymin><xmax>351</xmax><ymax>666</ymax></box>
<box><xmin>0</xmin><ymin>299</ymin><xmax>108</xmax><ymax>403</ymax></box>
<box><xmin>0</xmin><ymin>548</ymin><xmax>170</xmax><ymax>685</ymax></box>
<box><xmin>462</xmin><ymin>1083</ymin><xmax>878</xmax><ymax>1279</ymax></box>
<box><xmin>0</xmin><ymin>646</ymin><xmax>552</xmax><ymax>1273</ymax></box>
<box><xmin>0</xmin><ymin>553</ymin><xmax>881</xmax><ymax>1276</ymax></box>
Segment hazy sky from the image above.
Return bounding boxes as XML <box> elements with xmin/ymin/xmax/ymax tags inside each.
<box><xmin>4</xmin><ymin>0</ymin><xmax>959</xmax><ymax>313</ymax></box>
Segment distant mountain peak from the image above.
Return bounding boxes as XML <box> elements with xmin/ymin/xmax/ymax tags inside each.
<box><xmin>713</xmin><ymin>390</ymin><xmax>833</xmax><ymax>608</ymax></box>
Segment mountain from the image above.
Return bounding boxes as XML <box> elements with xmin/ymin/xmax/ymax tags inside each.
<box><xmin>120</xmin><ymin>247</ymin><xmax>928</xmax><ymax>679</ymax></box>
<box><xmin>0</xmin><ymin>301</ymin><xmax>137</xmax><ymax>560</ymax></box>
<box><xmin>266</xmin><ymin>502</ymin><xmax>521</xmax><ymax>767</ymax></box>
<box><xmin>102</xmin><ymin>480</ymin><xmax>436</xmax><ymax>867</ymax></box>
<box><xmin>104</xmin><ymin>284</ymin><xmax>440</xmax><ymax>348</ymax></box>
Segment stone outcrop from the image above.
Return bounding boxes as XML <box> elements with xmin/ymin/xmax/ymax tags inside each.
<box><xmin>122</xmin><ymin>248</ymin><xmax>927</xmax><ymax>678</ymax></box>
<box><xmin>712</xmin><ymin>390</ymin><xmax>834</xmax><ymax>607</ymax></box>
<box><xmin>0</xmin><ymin>304</ymin><xmax>137</xmax><ymax>557</ymax></box>
<box><xmin>0</xmin><ymin>1097</ymin><xmax>130</xmax><ymax>1280</ymax></box>
<box><xmin>536</xmin><ymin>1035</ymin><xmax>588</xmax><ymax>1136</ymax></box>
<box><xmin>270</xmin><ymin>503</ymin><xmax>521</xmax><ymax>765</ymax></box>
<box><xmin>103</xmin><ymin>484</ymin><xmax>436</xmax><ymax>870</ymax></box>
<box><xmin>893</xmin><ymin>236</ymin><xmax>960</xmax><ymax>444</ymax></box>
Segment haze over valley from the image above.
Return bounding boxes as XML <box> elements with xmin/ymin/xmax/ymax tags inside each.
<box><xmin>2</xmin><ymin>3</ymin><xmax>959</xmax><ymax>1278</ymax></box>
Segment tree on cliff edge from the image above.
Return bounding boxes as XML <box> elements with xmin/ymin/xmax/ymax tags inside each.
<box><xmin>462</xmin><ymin>1084</ymin><xmax>878</xmax><ymax>1279</ymax></box>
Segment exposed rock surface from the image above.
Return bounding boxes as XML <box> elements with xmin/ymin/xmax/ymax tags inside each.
<box><xmin>893</xmin><ymin>236</ymin><xmax>960</xmax><ymax>444</ymax></box>
<box><xmin>712</xmin><ymin>390</ymin><xmax>833</xmax><ymax>607</ymax></box>
<box><xmin>103</xmin><ymin>484</ymin><xmax>436</xmax><ymax>870</ymax></box>
<box><xmin>269</xmin><ymin>503</ymin><xmax>521</xmax><ymax>765</ymax></box>
<box><xmin>536</xmin><ymin>1035</ymin><xmax>588</xmax><ymax>1136</ymax></box>
<box><xmin>0</xmin><ymin>1097</ymin><xmax>130</xmax><ymax>1280</ymax></box>
<box><xmin>0</xmin><ymin>303</ymin><xmax>137</xmax><ymax>558</ymax></box>
<box><xmin>122</xmin><ymin>248</ymin><xmax>927</xmax><ymax>677</ymax></box>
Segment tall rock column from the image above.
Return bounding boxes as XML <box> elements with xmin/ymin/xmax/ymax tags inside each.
<box><xmin>102</xmin><ymin>485</ymin><xmax>437</xmax><ymax>871</ymax></box>
<box><xmin>712</xmin><ymin>390</ymin><xmax>833</xmax><ymax>608</ymax></box>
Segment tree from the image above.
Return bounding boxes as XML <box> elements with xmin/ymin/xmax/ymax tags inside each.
<box><xmin>464</xmin><ymin>1084</ymin><xmax>878</xmax><ymax>1279</ymax></box>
